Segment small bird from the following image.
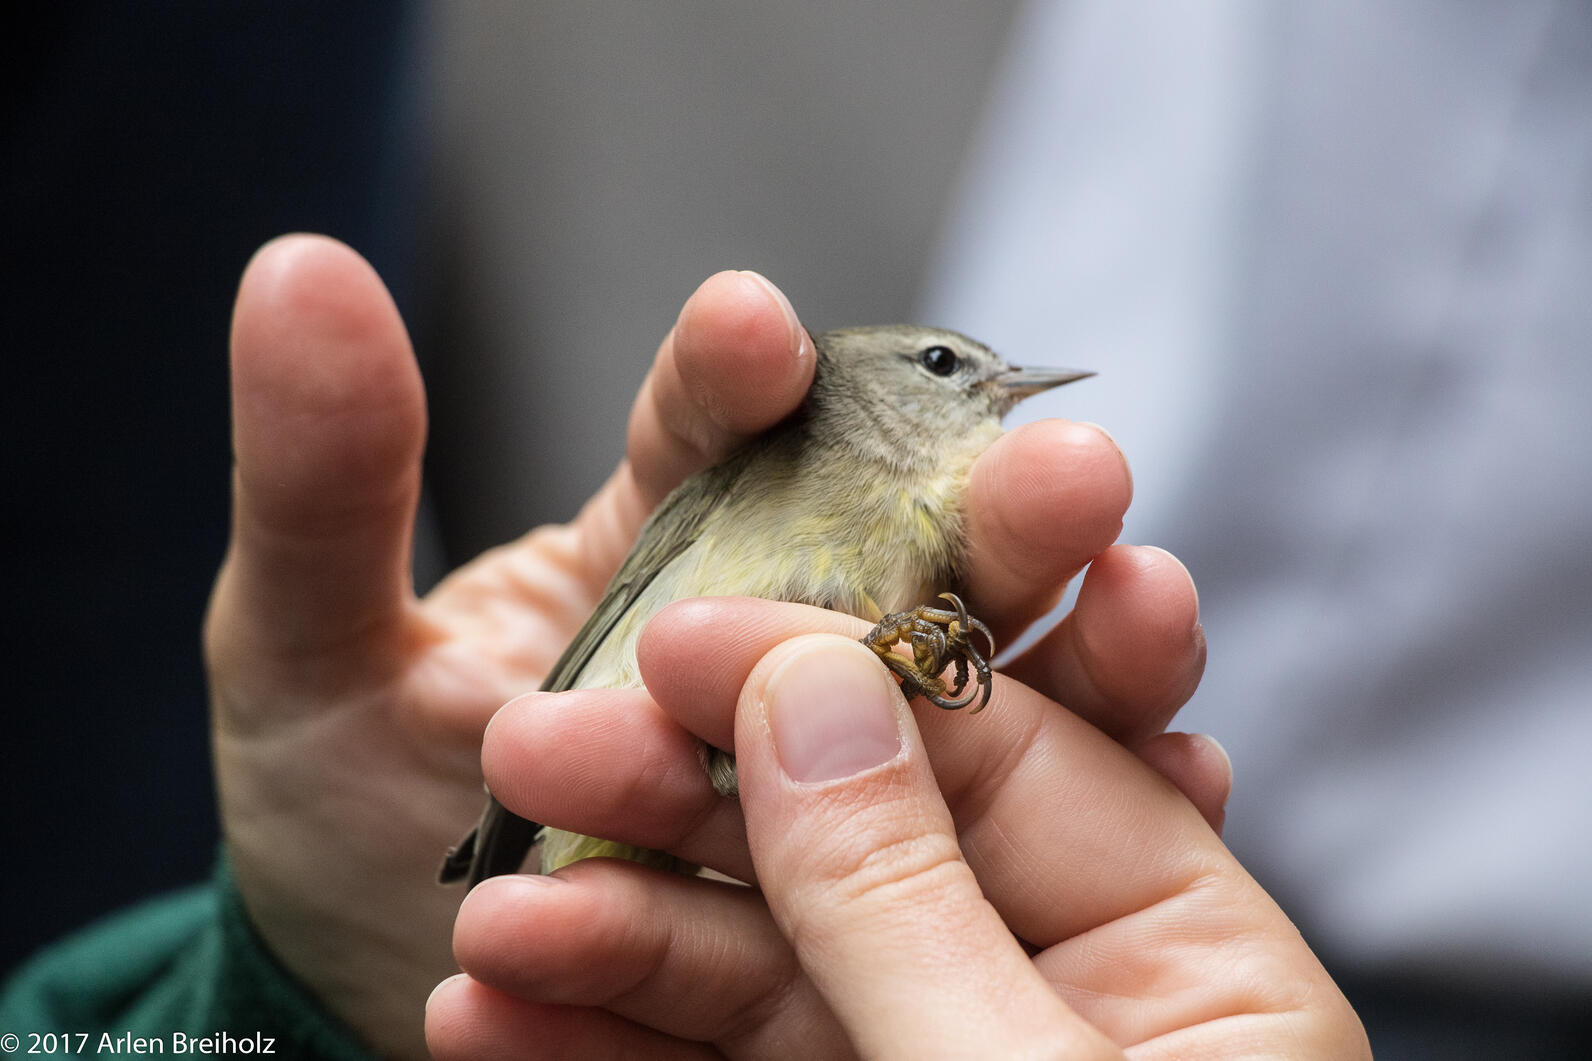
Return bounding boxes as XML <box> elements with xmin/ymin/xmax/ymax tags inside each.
<box><xmin>440</xmin><ymin>324</ymin><xmax>1090</xmax><ymax>885</ymax></box>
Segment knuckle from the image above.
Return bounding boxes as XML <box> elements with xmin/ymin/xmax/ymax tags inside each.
<box><xmin>793</xmin><ymin>797</ymin><xmax>971</xmax><ymax>922</ymax></box>
<box><xmin>831</xmin><ymin>830</ymin><xmax>969</xmax><ymax>908</ymax></box>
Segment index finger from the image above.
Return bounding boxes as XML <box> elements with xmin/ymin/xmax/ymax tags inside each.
<box><xmin>960</xmin><ymin>418</ymin><xmax>1134</xmax><ymax>646</ymax></box>
<box><xmin>565</xmin><ymin>272</ymin><xmax>814</xmax><ymax>586</ymax></box>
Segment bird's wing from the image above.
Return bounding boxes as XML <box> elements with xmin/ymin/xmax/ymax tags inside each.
<box><xmin>540</xmin><ymin>446</ymin><xmax>755</xmax><ymax>692</ymax></box>
<box><xmin>438</xmin><ymin>445</ymin><xmax>757</xmax><ymax>885</ymax></box>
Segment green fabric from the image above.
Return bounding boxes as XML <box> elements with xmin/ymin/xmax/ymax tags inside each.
<box><xmin>0</xmin><ymin>859</ymin><xmax>372</xmax><ymax>1060</ymax></box>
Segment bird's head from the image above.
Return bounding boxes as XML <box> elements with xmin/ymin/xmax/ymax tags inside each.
<box><xmin>806</xmin><ymin>325</ymin><xmax>1091</xmax><ymax>470</ymax></box>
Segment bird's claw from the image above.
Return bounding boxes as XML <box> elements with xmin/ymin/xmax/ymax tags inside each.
<box><xmin>861</xmin><ymin>592</ymin><xmax>996</xmax><ymax>712</ymax></box>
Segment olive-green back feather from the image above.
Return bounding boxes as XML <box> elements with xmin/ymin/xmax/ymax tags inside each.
<box><xmin>438</xmin><ymin>442</ymin><xmax>763</xmax><ymax>884</ymax></box>
<box><xmin>538</xmin><ymin>444</ymin><xmax>759</xmax><ymax>693</ymax></box>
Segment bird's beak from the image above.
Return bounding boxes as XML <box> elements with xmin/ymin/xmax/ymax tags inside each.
<box><xmin>989</xmin><ymin>366</ymin><xmax>1094</xmax><ymax>414</ymax></box>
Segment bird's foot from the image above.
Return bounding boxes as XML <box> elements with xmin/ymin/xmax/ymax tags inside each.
<box><xmin>702</xmin><ymin>744</ymin><xmax>739</xmax><ymax>799</ymax></box>
<box><xmin>861</xmin><ymin>592</ymin><xmax>996</xmax><ymax>712</ymax></box>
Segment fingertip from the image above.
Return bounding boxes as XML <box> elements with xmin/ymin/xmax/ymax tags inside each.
<box><xmin>637</xmin><ymin>598</ymin><xmax>867</xmax><ymax>750</ymax></box>
<box><xmin>737</xmin><ymin>270</ymin><xmax>801</xmax><ymax>339</ymax></box>
<box><xmin>422</xmin><ymin>973</ymin><xmax>559</xmax><ymax>1061</ymax></box>
<box><xmin>1196</xmin><ymin>732</ymin><xmax>1232</xmax><ymax>787</ymax></box>
<box><xmin>732</xmin><ymin>634</ymin><xmax>932</xmax><ymax>846</ymax></box>
<box><xmin>638</xmin><ymin>596</ymin><xmax>785</xmax><ymax>692</ymax></box>
<box><xmin>479</xmin><ymin>685</ymin><xmax>725</xmax><ymax>861</ymax></box>
<box><xmin>1133</xmin><ymin>731</ymin><xmax>1232</xmax><ymax>835</ymax></box>
<box><xmin>477</xmin><ymin>691</ymin><xmax>561</xmax><ymax>811</ymax></box>
<box><xmin>1073</xmin><ymin>420</ymin><xmax>1134</xmax><ymax>500</ymax></box>
<box><xmin>426</xmin><ymin>972</ymin><xmax>471</xmax><ymax>1016</ymax></box>
<box><xmin>1074</xmin><ymin>545</ymin><xmax>1206</xmax><ymax>710</ymax></box>
<box><xmin>997</xmin><ymin>543</ymin><xmax>1204</xmax><ymax>745</ymax></box>
<box><xmin>240</xmin><ymin>230</ymin><xmax>354</xmax><ymax>275</ymax></box>
<box><xmin>672</xmin><ymin>270</ymin><xmax>814</xmax><ymax>436</ymax></box>
<box><xmin>963</xmin><ymin>418</ymin><xmax>1133</xmax><ymax>631</ymax></box>
<box><xmin>1002</xmin><ymin>416</ymin><xmax>1131</xmax><ymax>487</ymax></box>
<box><xmin>635</xmin><ymin>599</ymin><xmax>716</xmax><ymax>739</ymax></box>
<box><xmin>755</xmin><ymin>636</ymin><xmax>905</xmax><ymax>785</ymax></box>
<box><xmin>1116</xmin><ymin>544</ymin><xmax>1199</xmax><ymax>606</ymax></box>
<box><xmin>990</xmin><ymin>419</ymin><xmax>1133</xmax><ymax>539</ymax></box>
<box><xmin>622</xmin><ymin>273</ymin><xmax>813</xmax><ymax>512</ymax></box>
<box><xmin>1078</xmin><ymin>545</ymin><xmax>1200</xmax><ymax>625</ymax></box>
<box><xmin>422</xmin><ymin>973</ymin><xmax>471</xmax><ymax>1060</ymax></box>
<box><xmin>234</xmin><ymin>234</ymin><xmax>402</xmax><ymax>366</ymax></box>
<box><xmin>453</xmin><ymin>872</ymin><xmax>568</xmax><ymax>980</ymax></box>
<box><xmin>229</xmin><ymin>233</ymin><xmax>425</xmax><ymax>501</ymax></box>
<box><xmin>638</xmin><ymin>597</ymin><xmax>726</xmax><ymax>671</ymax></box>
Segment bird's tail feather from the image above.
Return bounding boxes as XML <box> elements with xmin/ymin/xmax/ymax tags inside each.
<box><xmin>437</xmin><ymin>796</ymin><xmax>543</xmax><ymax>887</ymax></box>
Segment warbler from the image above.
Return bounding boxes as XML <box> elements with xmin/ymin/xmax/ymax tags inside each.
<box><xmin>440</xmin><ymin>324</ymin><xmax>1089</xmax><ymax>885</ymax></box>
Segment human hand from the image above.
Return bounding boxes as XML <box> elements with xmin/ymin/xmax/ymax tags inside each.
<box><xmin>204</xmin><ymin>236</ymin><xmax>819</xmax><ymax>1058</ymax></box>
<box><xmin>420</xmin><ymin>325</ymin><xmax>1347</xmax><ymax>1059</ymax></box>
<box><xmin>431</xmin><ymin>593</ymin><xmax>1368</xmax><ymax>1058</ymax></box>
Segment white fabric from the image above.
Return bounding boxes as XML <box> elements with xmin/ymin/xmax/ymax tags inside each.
<box><xmin>924</xmin><ymin>0</ymin><xmax>1592</xmax><ymax>985</ymax></box>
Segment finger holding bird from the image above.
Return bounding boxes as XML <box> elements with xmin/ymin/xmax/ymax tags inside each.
<box><xmin>443</xmin><ymin>317</ymin><xmax>1101</xmax><ymax>884</ymax></box>
<box><xmin>595</xmin><ymin>417</ymin><xmax>1139</xmax><ymax>761</ymax></box>
<box><xmin>475</xmin><ymin>564</ymin><xmax>1202</xmax><ymax>890</ymax></box>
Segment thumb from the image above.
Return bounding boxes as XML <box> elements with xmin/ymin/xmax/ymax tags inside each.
<box><xmin>205</xmin><ymin>235</ymin><xmax>426</xmax><ymax>709</ymax></box>
<box><xmin>734</xmin><ymin>636</ymin><xmax>1121</xmax><ymax>1059</ymax></box>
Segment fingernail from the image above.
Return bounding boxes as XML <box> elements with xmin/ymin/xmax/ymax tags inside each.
<box><xmin>1141</xmin><ymin>545</ymin><xmax>1201</xmax><ymax>614</ymax></box>
<box><xmin>739</xmin><ymin>270</ymin><xmax>797</xmax><ymax>330</ymax></box>
<box><xmin>766</xmin><ymin>641</ymin><xmax>902</xmax><ymax>783</ymax></box>
<box><xmin>1076</xmin><ymin>420</ymin><xmax>1134</xmax><ymax>495</ymax></box>
<box><xmin>1194</xmin><ymin>733</ymin><xmax>1232</xmax><ymax>788</ymax></box>
<box><xmin>739</xmin><ymin>270</ymin><xmax>809</xmax><ymax>364</ymax></box>
<box><xmin>426</xmin><ymin>973</ymin><xmax>466</xmax><ymax>1012</ymax></box>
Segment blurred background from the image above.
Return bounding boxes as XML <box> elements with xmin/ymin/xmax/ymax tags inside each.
<box><xmin>5</xmin><ymin>2</ymin><xmax>1588</xmax><ymax>1056</ymax></box>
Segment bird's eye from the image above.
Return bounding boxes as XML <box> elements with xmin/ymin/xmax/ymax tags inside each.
<box><xmin>918</xmin><ymin>345</ymin><xmax>960</xmax><ymax>376</ymax></box>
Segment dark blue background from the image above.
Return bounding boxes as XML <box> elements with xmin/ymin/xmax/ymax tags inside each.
<box><xmin>2</xmin><ymin>1</ymin><xmax>424</xmax><ymax>974</ymax></box>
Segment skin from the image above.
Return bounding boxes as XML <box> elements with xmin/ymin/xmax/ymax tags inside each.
<box><xmin>433</xmin><ymin>601</ymin><xmax>1371</xmax><ymax>1058</ymax></box>
<box><xmin>206</xmin><ymin>235</ymin><xmax>1363</xmax><ymax>1059</ymax></box>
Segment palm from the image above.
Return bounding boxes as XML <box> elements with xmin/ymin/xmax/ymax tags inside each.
<box><xmin>420</xmin><ymin>524</ymin><xmax>604</xmax><ymax>716</ymax></box>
